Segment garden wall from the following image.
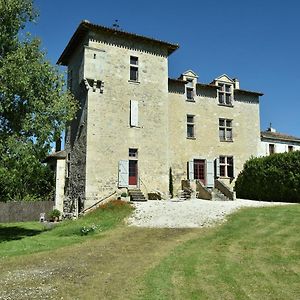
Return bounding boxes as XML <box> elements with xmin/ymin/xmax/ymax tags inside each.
<box><xmin>0</xmin><ymin>201</ymin><xmax>54</xmax><ymax>223</ymax></box>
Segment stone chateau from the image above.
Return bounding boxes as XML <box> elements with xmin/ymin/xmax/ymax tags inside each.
<box><xmin>47</xmin><ymin>20</ymin><xmax>296</xmax><ymax>215</ymax></box>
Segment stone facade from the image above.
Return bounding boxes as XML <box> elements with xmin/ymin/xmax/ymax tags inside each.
<box><xmin>56</xmin><ymin>21</ymin><xmax>264</xmax><ymax>213</ymax></box>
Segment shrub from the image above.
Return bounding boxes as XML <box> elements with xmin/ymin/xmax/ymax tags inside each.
<box><xmin>48</xmin><ymin>209</ymin><xmax>61</xmax><ymax>221</ymax></box>
<box><xmin>235</xmin><ymin>151</ymin><xmax>300</xmax><ymax>202</ymax></box>
<box><xmin>120</xmin><ymin>192</ymin><xmax>128</xmax><ymax>197</ymax></box>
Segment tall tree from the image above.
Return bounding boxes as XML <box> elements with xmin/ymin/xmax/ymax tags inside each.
<box><xmin>0</xmin><ymin>0</ymin><xmax>78</xmax><ymax>201</ymax></box>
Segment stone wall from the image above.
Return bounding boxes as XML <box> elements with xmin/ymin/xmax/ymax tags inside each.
<box><xmin>168</xmin><ymin>82</ymin><xmax>261</xmax><ymax>192</ymax></box>
<box><xmin>0</xmin><ymin>201</ymin><xmax>54</xmax><ymax>223</ymax></box>
<box><xmin>83</xmin><ymin>32</ymin><xmax>171</xmax><ymax>208</ymax></box>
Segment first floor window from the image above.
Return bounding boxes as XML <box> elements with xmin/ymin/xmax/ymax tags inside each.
<box><xmin>219</xmin><ymin>156</ymin><xmax>234</xmax><ymax>178</ymax></box>
<box><xmin>219</xmin><ymin>118</ymin><xmax>232</xmax><ymax>141</ymax></box>
<box><xmin>187</xmin><ymin>115</ymin><xmax>195</xmax><ymax>138</ymax></box>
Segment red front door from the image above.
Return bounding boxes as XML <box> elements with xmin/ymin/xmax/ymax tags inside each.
<box><xmin>194</xmin><ymin>159</ymin><xmax>205</xmax><ymax>185</ymax></box>
<box><xmin>129</xmin><ymin>160</ymin><xmax>138</xmax><ymax>185</ymax></box>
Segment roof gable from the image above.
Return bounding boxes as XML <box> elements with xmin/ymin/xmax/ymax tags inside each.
<box><xmin>214</xmin><ymin>74</ymin><xmax>233</xmax><ymax>83</ymax></box>
<box><xmin>182</xmin><ymin>70</ymin><xmax>198</xmax><ymax>78</ymax></box>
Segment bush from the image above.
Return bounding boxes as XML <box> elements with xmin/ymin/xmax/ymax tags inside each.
<box><xmin>48</xmin><ymin>209</ymin><xmax>61</xmax><ymax>221</ymax></box>
<box><xmin>120</xmin><ymin>192</ymin><xmax>128</xmax><ymax>197</ymax></box>
<box><xmin>235</xmin><ymin>151</ymin><xmax>300</xmax><ymax>202</ymax></box>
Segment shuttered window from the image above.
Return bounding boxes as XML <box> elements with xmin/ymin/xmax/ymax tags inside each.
<box><xmin>130</xmin><ymin>100</ymin><xmax>139</xmax><ymax>127</ymax></box>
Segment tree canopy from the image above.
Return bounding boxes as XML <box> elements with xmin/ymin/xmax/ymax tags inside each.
<box><xmin>0</xmin><ymin>0</ymin><xmax>78</xmax><ymax>201</ymax></box>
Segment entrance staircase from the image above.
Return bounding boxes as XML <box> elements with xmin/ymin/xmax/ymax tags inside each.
<box><xmin>211</xmin><ymin>188</ymin><xmax>230</xmax><ymax>201</ymax></box>
<box><xmin>128</xmin><ymin>189</ymin><xmax>147</xmax><ymax>202</ymax></box>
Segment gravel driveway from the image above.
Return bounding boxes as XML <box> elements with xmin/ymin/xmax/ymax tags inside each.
<box><xmin>127</xmin><ymin>198</ymin><xmax>295</xmax><ymax>228</ymax></box>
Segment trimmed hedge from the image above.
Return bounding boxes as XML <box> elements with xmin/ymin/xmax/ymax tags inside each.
<box><xmin>235</xmin><ymin>151</ymin><xmax>300</xmax><ymax>202</ymax></box>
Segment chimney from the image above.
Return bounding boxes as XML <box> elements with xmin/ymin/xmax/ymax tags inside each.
<box><xmin>233</xmin><ymin>78</ymin><xmax>240</xmax><ymax>89</ymax></box>
<box><xmin>267</xmin><ymin>123</ymin><xmax>276</xmax><ymax>133</ymax></box>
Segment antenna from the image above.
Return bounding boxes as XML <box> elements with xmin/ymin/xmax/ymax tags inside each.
<box><xmin>112</xmin><ymin>19</ymin><xmax>120</xmax><ymax>30</ymax></box>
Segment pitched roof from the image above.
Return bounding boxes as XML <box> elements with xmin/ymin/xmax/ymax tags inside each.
<box><xmin>235</xmin><ymin>88</ymin><xmax>264</xmax><ymax>96</ymax></box>
<box><xmin>43</xmin><ymin>150</ymin><xmax>67</xmax><ymax>163</ymax></box>
<box><xmin>261</xmin><ymin>131</ymin><xmax>300</xmax><ymax>143</ymax></box>
<box><xmin>57</xmin><ymin>21</ymin><xmax>179</xmax><ymax>65</ymax></box>
<box><xmin>168</xmin><ymin>78</ymin><xmax>219</xmax><ymax>89</ymax></box>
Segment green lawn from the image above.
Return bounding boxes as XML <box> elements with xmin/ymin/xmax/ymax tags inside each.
<box><xmin>141</xmin><ymin>205</ymin><xmax>300</xmax><ymax>300</ymax></box>
<box><xmin>0</xmin><ymin>203</ymin><xmax>299</xmax><ymax>299</ymax></box>
<box><xmin>0</xmin><ymin>200</ymin><xmax>133</xmax><ymax>257</ymax></box>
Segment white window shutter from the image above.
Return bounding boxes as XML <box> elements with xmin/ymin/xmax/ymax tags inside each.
<box><xmin>118</xmin><ymin>160</ymin><xmax>129</xmax><ymax>187</ymax></box>
<box><xmin>130</xmin><ymin>100</ymin><xmax>138</xmax><ymax>127</ymax></box>
<box><xmin>188</xmin><ymin>160</ymin><xmax>194</xmax><ymax>180</ymax></box>
<box><xmin>232</xmin><ymin>158</ymin><xmax>235</xmax><ymax>178</ymax></box>
<box><xmin>215</xmin><ymin>158</ymin><xmax>220</xmax><ymax>178</ymax></box>
<box><xmin>206</xmin><ymin>160</ymin><xmax>214</xmax><ymax>188</ymax></box>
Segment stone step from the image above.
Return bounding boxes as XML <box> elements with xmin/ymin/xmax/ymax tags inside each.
<box><xmin>128</xmin><ymin>189</ymin><xmax>147</xmax><ymax>202</ymax></box>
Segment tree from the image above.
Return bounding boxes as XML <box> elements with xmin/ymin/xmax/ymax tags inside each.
<box><xmin>0</xmin><ymin>0</ymin><xmax>78</xmax><ymax>201</ymax></box>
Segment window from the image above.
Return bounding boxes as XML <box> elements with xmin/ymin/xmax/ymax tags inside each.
<box><xmin>288</xmin><ymin>145</ymin><xmax>293</xmax><ymax>152</ymax></box>
<box><xmin>269</xmin><ymin>144</ymin><xmax>275</xmax><ymax>154</ymax></box>
<box><xmin>186</xmin><ymin>79</ymin><xmax>194</xmax><ymax>101</ymax></box>
<box><xmin>130</xmin><ymin>100</ymin><xmax>139</xmax><ymax>127</ymax></box>
<box><xmin>219</xmin><ymin>118</ymin><xmax>232</xmax><ymax>141</ymax></box>
<box><xmin>219</xmin><ymin>156</ymin><xmax>234</xmax><ymax>178</ymax></box>
<box><xmin>187</xmin><ymin>115</ymin><xmax>195</xmax><ymax>138</ymax></box>
<box><xmin>218</xmin><ymin>83</ymin><xmax>232</xmax><ymax>105</ymax></box>
<box><xmin>129</xmin><ymin>148</ymin><xmax>138</xmax><ymax>158</ymax></box>
<box><xmin>130</xmin><ymin>56</ymin><xmax>139</xmax><ymax>81</ymax></box>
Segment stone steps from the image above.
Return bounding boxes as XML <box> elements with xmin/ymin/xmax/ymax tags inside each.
<box><xmin>128</xmin><ymin>189</ymin><xmax>147</xmax><ymax>202</ymax></box>
<box><xmin>211</xmin><ymin>188</ymin><xmax>230</xmax><ymax>201</ymax></box>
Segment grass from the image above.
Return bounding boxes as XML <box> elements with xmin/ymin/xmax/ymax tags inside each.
<box><xmin>0</xmin><ymin>200</ymin><xmax>133</xmax><ymax>257</ymax></box>
<box><xmin>140</xmin><ymin>205</ymin><xmax>300</xmax><ymax>300</ymax></box>
<box><xmin>0</xmin><ymin>203</ymin><xmax>299</xmax><ymax>299</ymax></box>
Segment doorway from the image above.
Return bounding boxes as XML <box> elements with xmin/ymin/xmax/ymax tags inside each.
<box><xmin>129</xmin><ymin>160</ymin><xmax>138</xmax><ymax>186</ymax></box>
<box><xmin>194</xmin><ymin>159</ymin><xmax>205</xmax><ymax>185</ymax></box>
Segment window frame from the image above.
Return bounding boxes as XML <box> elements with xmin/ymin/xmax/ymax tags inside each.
<box><xmin>186</xmin><ymin>79</ymin><xmax>195</xmax><ymax>101</ymax></box>
<box><xmin>218</xmin><ymin>83</ymin><xmax>233</xmax><ymax>106</ymax></box>
<box><xmin>219</xmin><ymin>155</ymin><xmax>234</xmax><ymax>178</ymax></box>
<box><xmin>129</xmin><ymin>56</ymin><xmax>139</xmax><ymax>82</ymax></box>
<box><xmin>129</xmin><ymin>148</ymin><xmax>138</xmax><ymax>159</ymax></box>
<box><xmin>219</xmin><ymin>118</ymin><xmax>233</xmax><ymax>142</ymax></box>
<box><xmin>269</xmin><ymin>143</ymin><xmax>275</xmax><ymax>154</ymax></box>
<box><xmin>187</xmin><ymin>114</ymin><xmax>195</xmax><ymax>139</ymax></box>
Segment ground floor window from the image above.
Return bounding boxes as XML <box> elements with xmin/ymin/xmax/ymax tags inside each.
<box><xmin>219</xmin><ymin>156</ymin><xmax>234</xmax><ymax>178</ymax></box>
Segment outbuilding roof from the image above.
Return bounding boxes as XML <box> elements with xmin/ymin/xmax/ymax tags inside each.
<box><xmin>261</xmin><ymin>131</ymin><xmax>300</xmax><ymax>143</ymax></box>
<box><xmin>43</xmin><ymin>150</ymin><xmax>67</xmax><ymax>163</ymax></box>
<box><xmin>57</xmin><ymin>20</ymin><xmax>179</xmax><ymax>65</ymax></box>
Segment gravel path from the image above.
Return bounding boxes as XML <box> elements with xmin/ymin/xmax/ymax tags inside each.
<box><xmin>127</xmin><ymin>198</ymin><xmax>295</xmax><ymax>228</ymax></box>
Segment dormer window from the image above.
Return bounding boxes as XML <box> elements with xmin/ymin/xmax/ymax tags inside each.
<box><xmin>218</xmin><ymin>83</ymin><xmax>232</xmax><ymax>106</ymax></box>
<box><xmin>186</xmin><ymin>79</ymin><xmax>194</xmax><ymax>101</ymax></box>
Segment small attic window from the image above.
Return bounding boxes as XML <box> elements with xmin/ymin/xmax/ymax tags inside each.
<box><xmin>186</xmin><ymin>79</ymin><xmax>195</xmax><ymax>101</ymax></box>
<box><xmin>218</xmin><ymin>83</ymin><xmax>232</xmax><ymax>106</ymax></box>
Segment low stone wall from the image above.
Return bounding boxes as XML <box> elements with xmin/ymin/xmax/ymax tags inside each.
<box><xmin>0</xmin><ymin>201</ymin><xmax>54</xmax><ymax>223</ymax></box>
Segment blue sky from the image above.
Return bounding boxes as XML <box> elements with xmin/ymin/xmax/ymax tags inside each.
<box><xmin>26</xmin><ymin>0</ymin><xmax>300</xmax><ymax>137</ymax></box>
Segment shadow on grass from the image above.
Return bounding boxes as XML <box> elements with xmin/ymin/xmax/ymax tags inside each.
<box><xmin>0</xmin><ymin>225</ymin><xmax>43</xmax><ymax>243</ymax></box>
